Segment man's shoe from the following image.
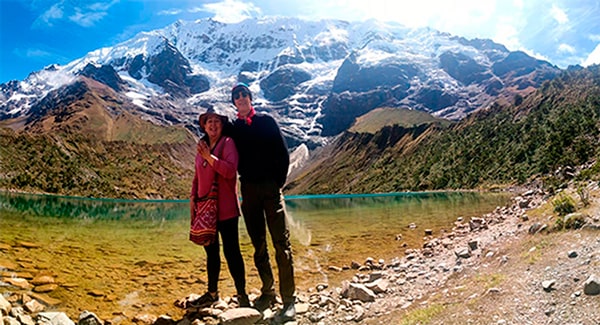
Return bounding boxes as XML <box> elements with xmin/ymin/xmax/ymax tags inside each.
<box><xmin>275</xmin><ymin>302</ymin><xmax>296</xmax><ymax>322</ymax></box>
<box><xmin>237</xmin><ymin>294</ymin><xmax>250</xmax><ymax>308</ymax></box>
<box><xmin>253</xmin><ymin>293</ymin><xmax>276</xmax><ymax>312</ymax></box>
<box><xmin>187</xmin><ymin>291</ymin><xmax>218</xmax><ymax>308</ymax></box>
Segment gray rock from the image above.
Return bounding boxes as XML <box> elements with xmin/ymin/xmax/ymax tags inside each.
<box><xmin>17</xmin><ymin>314</ymin><xmax>35</xmax><ymax>325</ymax></box>
<box><xmin>0</xmin><ymin>294</ymin><xmax>11</xmax><ymax>316</ymax></box>
<box><xmin>528</xmin><ymin>222</ymin><xmax>547</xmax><ymax>234</ymax></box>
<box><xmin>469</xmin><ymin>217</ymin><xmax>486</xmax><ymax>231</ymax></box>
<box><xmin>4</xmin><ymin>316</ymin><xmax>20</xmax><ymax>325</ymax></box>
<box><xmin>454</xmin><ymin>247</ymin><xmax>471</xmax><ymax>259</ymax></box>
<box><xmin>218</xmin><ymin>308</ymin><xmax>261</xmax><ymax>325</ymax></box>
<box><xmin>368</xmin><ymin>271</ymin><xmax>385</xmax><ymax>282</ymax></box>
<box><xmin>9</xmin><ymin>307</ymin><xmax>25</xmax><ymax>318</ymax></box>
<box><xmin>341</xmin><ymin>281</ymin><xmax>376</xmax><ymax>302</ymax></box>
<box><xmin>468</xmin><ymin>240</ymin><xmax>478</xmax><ymax>251</ymax></box>
<box><xmin>365</xmin><ymin>279</ymin><xmax>389</xmax><ymax>294</ymax></box>
<box><xmin>24</xmin><ymin>300</ymin><xmax>44</xmax><ymax>313</ymax></box>
<box><xmin>37</xmin><ymin>312</ymin><xmax>76</xmax><ymax>325</ymax></box>
<box><xmin>583</xmin><ymin>275</ymin><xmax>600</xmax><ymax>295</ymax></box>
<box><xmin>295</xmin><ymin>303</ymin><xmax>310</xmax><ymax>314</ymax></box>
<box><xmin>153</xmin><ymin>315</ymin><xmax>175</xmax><ymax>325</ymax></box>
<box><xmin>542</xmin><ymin>280</ymin><xmax>556</xmax><ymax>292</ymax></box>
<box><xmin>308</xmin><ymin>312</ymin><xmax>326</xmax><ymax>322</ymax></box>
<box><xmin>78</xmin><ymin>311</ymin><xmax>103</xmax><ymax>325</ymax></box>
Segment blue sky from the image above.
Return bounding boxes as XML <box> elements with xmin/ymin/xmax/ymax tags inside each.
<box><xmin>1</xmin><ymin>0</ymin><xmax>599</xmax><ymax>83</ymax></box>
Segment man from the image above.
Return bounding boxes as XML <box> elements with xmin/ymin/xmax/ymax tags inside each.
<box><xmin>228</xmin><ymin>82</ymin><xmax>296</xmax><ymax>322</ymax></box>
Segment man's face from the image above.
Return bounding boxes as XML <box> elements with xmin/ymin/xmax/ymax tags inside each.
<box><xmin>233</xmin><ymin>88</ymin><xmax>252</xmax><ymax>117</ymax></box>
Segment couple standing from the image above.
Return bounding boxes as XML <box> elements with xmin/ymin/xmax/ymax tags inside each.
<box><xmin>189</xmin><ymin>83</ymin><xmax>296</xmax><ymax>322</ymax></box>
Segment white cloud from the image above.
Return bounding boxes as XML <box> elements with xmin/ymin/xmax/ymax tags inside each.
<box><xmin>26</xmin><ymin>48</ymin><xmax>54</xmax><ymax>58</ymax></box>
<box><xmin>158</xmin><ymin>9</ymin><xmax>183</xmax><ymax>16</ymax></box>
<box><xmin>199</xmin><ymin>0</ymin><xmax>262</xmax><ymax>24</ymax></box>
<box><xmin>87</xmin><ymin>0</ymin><xmax>119</xmax><ymax>12</ymax></box>
<box><xmin>583</xmin><ymin>44</ymin><xmax>600</xmax><ymax>67</ymax></box>
<box><xmin>34</xmin><ymin>3</ymin><xmax>64</xmax><ymax>27</ymax></box>
<box><xmin>32</xmin><ymin>0</ymin><xmax>116</xmax><ymax>28</ymax></box>
<box><xmin>550</xmin><ymin>4</ymin><xmax>568</xmax><ymax>24</ymax></box>
<box><xmin>589</xmin><ymin>34</ymin><xmax>600</xmax><ymax>42</ymax></box>
<box><xmin>493</xmin><ymin>19</ymin><xmax>522</xmax><ymax>51</ymax></box>
<box><xmin>557</xmin><ymin>43</ymin><xmax>576</xmax><ymax>54</ymax></box>
<box><xmin>69</xmin><ymin>10</ymin><xmax>107</xmax><ymax>27</ymax></box>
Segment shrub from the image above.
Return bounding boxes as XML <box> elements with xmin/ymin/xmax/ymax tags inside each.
<box><xmin>552</xmin><ymin>194</ymin><xmax>576</xmax><ymax>216</ymax></box>
<box><xmin>576</xmin><ymin>186</ymin><xmax>590</xmax><ymax>207</ymax></box>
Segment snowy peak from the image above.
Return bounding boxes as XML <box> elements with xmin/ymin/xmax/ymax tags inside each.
<box><xmin>0</xmin><ymin>17</ymin><xmax>561</xmax><ymax>148</ymax></box>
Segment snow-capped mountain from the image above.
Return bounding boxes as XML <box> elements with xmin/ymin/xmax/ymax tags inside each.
<box><xmin>0</xmin><ymin>17</ymin><xmax>561</xmax><ymax>149</ymax></box>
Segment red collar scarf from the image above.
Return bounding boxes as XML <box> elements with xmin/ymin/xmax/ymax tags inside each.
<box><xmin>237</xmin><ymin>106</ymin><xmax>256</xmax><ymax>125</ymax></box>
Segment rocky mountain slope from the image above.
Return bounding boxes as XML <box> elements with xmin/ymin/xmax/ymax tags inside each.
<box><xmin>0</xmin><ymin>78</ymin><xmax>196</xmax><ymax>199</ymax></box>
<box><xmin>1</xmin><ymin>17</ymin><xmax>560</xmax><ymax>150</ymax></box>
<box><xmin>286</xmin><ymin>65</ymin><xmax>600</xmax><ymax>195</ymax></box>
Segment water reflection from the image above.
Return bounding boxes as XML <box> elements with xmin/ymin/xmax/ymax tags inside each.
<box><xmin>0</xmin><ymin>190</ymin><xmax>512</xmax><ymax>320</ymax></box>
<box><xmin>0</xmin><ymin>192</ymin><xmax>187</xmax><ymax>221</ymax></box>
<box><xmin>1</xmin><ymin>191</ymin><xmax>505</xmax><ymax>223</ymax></box>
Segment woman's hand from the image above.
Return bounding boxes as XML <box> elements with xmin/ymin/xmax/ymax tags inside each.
<box><xmin>198</xmin><ymin>140</ymin><xmax>211</xmax><ymax>160</ymax></box>
<box><xmin>197</xmin><ymin>140</ymin><xmax>215</xmax><ymax>166</ymax></box>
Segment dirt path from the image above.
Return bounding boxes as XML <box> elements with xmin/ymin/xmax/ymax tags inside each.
<box><xmin>364</xmin><ymin>185</ymin><xmax>600</xmax><ymax>325</ymax></box>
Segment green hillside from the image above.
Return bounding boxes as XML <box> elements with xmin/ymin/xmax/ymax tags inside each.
<box><xmin>287</xmin><ymin>65</ymin><xmax>600</xmax><ymax>194</ymax></box>
<box><xmin>0</xmin><ymin>128</ymin><xmax>196</xmax><ymax>199</ymax></box>
<box><xmin>349</xmin><ymin>107</ymin><xmax>451</xmax><ymax>134</ymax></box>
<box><xmin>0</xmin><ymin>78</ymin><xmax>198</xmax><ymax>199</ymax></box>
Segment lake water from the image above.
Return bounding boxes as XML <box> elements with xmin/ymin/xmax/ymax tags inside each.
<box><xmin>0</xmin><ymin>191</ymin><xmax>511</xmax><ymax>321</ymax></box>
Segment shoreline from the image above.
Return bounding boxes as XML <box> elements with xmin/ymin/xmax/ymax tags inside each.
<box><xmin>3</xmin><ymin>184</ymin><xmax>598</xmax><ymax>324</ymax></box>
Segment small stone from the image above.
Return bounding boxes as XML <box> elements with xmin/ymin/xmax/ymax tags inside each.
<box><xmin>31</xmin><ymin>275</ymin><xmax>55</xmax><ymax>286</ymax></box>
<box><xmin>316</xmin><ymin>283</ymin><xmax>328</xmax><ymax>291</ymax></box>
<box><xmin>218</xmin><ymin>308</ymin><xmax>261</xmax><ymax>325</ymax></box>
<box><xmin>17</xmin><ymin>241</ymin><xmax>41</xmax><ymax>249</ymax></box>
<box><xmin>454</xmin><ymin>247</ymin><xmax>471</xmax><ymax>259</ymax></box>
<box><xmin>24</xmin><ymin>300</ymin><xmax>44</xmax><ymax>313</ymax></box>
<box><xmin>79</xmin><ymin>311</ymin><xmax>103</xmax><ymax>325</ymax></box>
<box><xmin>328</xmin><ymin>265</ymin><xmax>342</xmax><ymax>272</ymax></box>
<box><xmin>4</xmin><ymin>278</ymin><xmax>31</xmax><ymax>289</ymax></box>
<box><xmin>542</xmin><ymin>280</ymin><xmax>556</xmax><ymax>292</ymax></box>
<box><xmin>34</xmin><ymin>284</ymin><xmax>58</xmax><ymax>293</ymax></box>
<box><xmin>37</xmin><ymin>312</ymin><xmax>75</xmax><ymax>325</ymax></box>
<box><xmin>567</xmin><ymin>250</ymin><xmax>578</xmax><ymax>258</ymax></box>
<box><xmin>295</xmin><ymin>303</ymin><xmax>309</xmax><ymax>314</ymax></box>
<box><xmin>583</xmin><ymin>275</ymin><xmax>600</xmax><ymax>295</ymax></box>
<box><xmin>88</xmin><ymin>290</ymin><xmax>105</xmax><ymax>297</ymax></box>
<box><xmin>132</xmin><ymin>314</ymin><xmax>157</xmax><ymax>325</ymax></box>
<box><xmin>468</xmin><ymin>240</ymin><xmax>478</xmax><ymax>251</ymax></box>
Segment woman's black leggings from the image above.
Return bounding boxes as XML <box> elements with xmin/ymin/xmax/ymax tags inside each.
<box><xmin>203</xmin><ymin>216</ymin><xmax>246</xmax><ymax>295</ymax></box>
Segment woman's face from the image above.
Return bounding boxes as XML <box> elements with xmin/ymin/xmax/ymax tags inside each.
<box><xmin>204</xmin><ymin>115</ymin><xmax>223</xmax><ymax>139</ymax></box>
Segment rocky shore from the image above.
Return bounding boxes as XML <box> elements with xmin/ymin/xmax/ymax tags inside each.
<box><xmin>2</xmin><ymin>186</ymin><xmax>600</xmax><ymax>325</ymax></box>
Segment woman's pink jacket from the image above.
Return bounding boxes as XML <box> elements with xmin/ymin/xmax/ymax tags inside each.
<box><xmin>190</xmin><ymin>136</ymin><xmax>240</xmax><ymax>222</ymax></box>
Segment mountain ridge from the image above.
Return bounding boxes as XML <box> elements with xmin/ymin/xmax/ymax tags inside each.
<box><xmin>286</xmin><ymin>65</ymin><xmax>600</xmax><ymax>194</ymax></box>
<box><xmin>1</xmin><ymin>17</ymin><xmax>561</xmax><ymax>148</ymax></box>
<box><xmin>1</xmin><ymin>16</ymin><xmax>583</xmax><ymax>198</ymax></box>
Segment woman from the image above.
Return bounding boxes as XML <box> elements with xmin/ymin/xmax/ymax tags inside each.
<box><xmin>188</xmin><ymin>107</ymin><xmax>249</xmax><ymax>308</ymax></box>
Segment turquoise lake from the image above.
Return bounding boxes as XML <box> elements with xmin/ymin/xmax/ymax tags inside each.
<box><xmin>0</xmin><ymin>191</ymin><xmax>511</xmax><ymax>320</ymax></box>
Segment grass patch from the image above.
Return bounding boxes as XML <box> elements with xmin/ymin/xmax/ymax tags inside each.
<box><xmin>474</xmin><ymin>273</ymin><xmax>505</xmax><ymax>289</ymax></box>
<box><xmin>521</xmin><ymin>238</ymin><xmax>552</xmax><ymax>264</ymax></box>
<box><xmin>399</xmin><ymin>304</ymin><xmax>446</xmax><ymax>325</ymax></box>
